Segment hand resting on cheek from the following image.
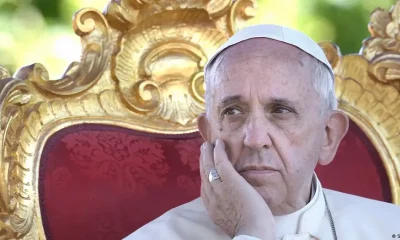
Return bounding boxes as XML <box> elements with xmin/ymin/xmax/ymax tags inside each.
<box><xmin>200</xmin><ymin>139</ymin><xmax>275</xmax><ymax>240</ymax></box>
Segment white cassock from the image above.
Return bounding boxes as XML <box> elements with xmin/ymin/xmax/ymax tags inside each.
<box><xmin>124</xmin><ymin>174</ymin><xmax>400</xmax><ymax>240</ymax></box>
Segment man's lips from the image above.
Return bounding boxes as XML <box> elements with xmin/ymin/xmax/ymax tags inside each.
<box><xmin>238</xmin><ymin>166</ymin><xmax>278</xmax><ymax>174</ymax></box>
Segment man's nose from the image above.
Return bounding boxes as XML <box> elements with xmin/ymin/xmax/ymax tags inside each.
<box><xmin>243</xmin><ymin>115</ymin><xmax>272</xmax><ymax>150</ymax></box>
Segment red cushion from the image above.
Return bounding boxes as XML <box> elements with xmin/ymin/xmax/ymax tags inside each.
<box><xmin>39</xmin><ymin>121</ymin><xmax>391</xmax><ymax>240</ymax></box>
<box><xmin>39</xmin><ymin>124</ymin><xmax>203</xmax><ymax>240</ymax></box>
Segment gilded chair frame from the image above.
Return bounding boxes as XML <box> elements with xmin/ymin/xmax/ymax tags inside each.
<box><xmin>0</xmin><ymin>0</ymin><xmax>399</xmax><ymax>239</ymax></box>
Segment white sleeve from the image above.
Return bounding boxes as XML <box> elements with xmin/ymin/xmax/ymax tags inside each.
<box><xmin>233</xmin><ymin>235</ymin><xmax>261</xmax><ymax>240</ymax></box>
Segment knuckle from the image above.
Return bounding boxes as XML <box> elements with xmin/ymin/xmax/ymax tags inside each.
<box><xmin>201</xmin><ymin>169</ymin><xmax>208</xmax><ymax>179</ymax></box>
<box><xmin>204</xmin><ymin>164</ymin><xmax>214</xmax><ymax>171</ymax></box>
<box><xmin>203</xmin><ymin>164</ymin><xmax>213</xmax><ymax>176</ymax></box>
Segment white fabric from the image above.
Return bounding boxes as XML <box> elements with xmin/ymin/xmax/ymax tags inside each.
<box><xmin>124</xmin><ymin>174</ymin><xmax>400</xmax><ymax>240</ymax></box>
<box><xmin>204</xmin><ymin>24</ymin><xmax>334</xmax><ymax>79</ymax></box>
<box><xmin>274</xmin><ymin>175</ymin><xmax>320</xmax><ymax>238</ymax></box>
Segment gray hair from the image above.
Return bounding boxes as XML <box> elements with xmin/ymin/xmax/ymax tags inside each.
<box><xmin>204</xmin><ymin>55</ymin><xmax>337</xmax><ymax>117</ymax></box>
<box><xmin>310</xmin><ymin>58</ymin><xmax>338</xmax><ymax>112</ymax></box>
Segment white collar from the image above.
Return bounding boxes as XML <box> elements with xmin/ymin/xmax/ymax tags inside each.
<box><xmin>274</xmin><ymin>173</ymin><xmax>326</xmax><ymax>238</ymax></box>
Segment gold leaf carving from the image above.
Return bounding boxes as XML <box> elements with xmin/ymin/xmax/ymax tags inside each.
<box><xmin>105</xmin><ymin>0</ymin><xmax>146</xmax><ymax>31</ymax></box>
<box><xmin>207</xmin><ymin>0</ymin><xmax>232</xmax><ymax>18</ymax></box>
<box><xmin>368</xmin><ymin>53</ymin><xmax>400</xmax><ymax>90</ymax></box>
<box><xmin>369</xmin><ymin>8</ymin><xmax>391</xmax><ymax>37</ymax></box>
<box><xmin>113</xmin><ymin>9</ymin><xmax>228</xmax><ymax>125</ymax></box>
<box><xmin>319</xmin><ymin>41</ymin><xmax>341</xmax><ymax>69</ymax></box>
<box><xmin>228</xmin><ymin>0</ymin><xmax>257</xmax><ymax>34</ymax></box>
<box><xmin>390</xmin><ymin>1</ymin><xmax>400</xmax><ymax>38</ymax></box>
<box><xmin>190</xmin><ymin>72</ymin><xmax>206</xmax><ymax>103</ymax></box>
<box><xmin>362</xmin><ymin>1</ymin><xmax>400</xmax><ymax>91</ymax></box>
<box><xmin>105</xmin><ymin>0</ymin><xmax>256</xmax><ymax>125</ymax></box>
<box><xmin>13</xmin><ymin>8</ymin><xmax>111</xmax><ymax>96</ymax></box>
<box><xmin>0</xmin><ymin>82</ymin><xmax>33</xmax><ymax>238</ymax></box>
<box><xmin>128</xmin><ymin>80</ymin><xmax>161</xmax><ymax>113</ymax></box>
<box><xmin>0</xmin><ymin>65</ymin><xmax>10</xmax><ymax>81</ymax></box>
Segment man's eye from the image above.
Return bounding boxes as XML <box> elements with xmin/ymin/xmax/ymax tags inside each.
<box><xmin>272</xmin><ymin>107</ymin><xmax>291</xmax><ymax>114</ymax></box>
<box><xmin>223</xmin><ymin>108</ymin><xmax>242</xmax><ymax>115</ymax></box>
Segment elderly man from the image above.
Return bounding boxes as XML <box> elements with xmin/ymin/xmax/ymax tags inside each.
<box><xmin>125</xmin><ymin>24</ymin><xmax>400</xmax><ymax>240</ymax></box>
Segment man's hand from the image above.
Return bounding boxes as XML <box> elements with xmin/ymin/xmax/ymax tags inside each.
<box><xmin>200</xmin><ymin>139</ymin><xmax>275</xmax><ymax>240</ymax></box>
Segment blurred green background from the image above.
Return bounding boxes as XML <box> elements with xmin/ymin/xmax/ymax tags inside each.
<box><xmin>0</xmin><ymin>0</ymin><xmax>397</xmax><ymax>79</ymax></box>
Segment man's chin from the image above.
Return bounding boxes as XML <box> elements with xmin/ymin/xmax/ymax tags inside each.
<box><xmin>240</xmin><ymin>169</ymin><xmax>281</xmax><ymax>187</ymax></box>
<box><xmin>244</xmin><ymin>174</ymin><xmax>287</xmax><ymax>210</ymax></box>
<box><xmin>257</xmin><ymin>188</ymin><xmax>288</xmax><ymax>215</ymax></box>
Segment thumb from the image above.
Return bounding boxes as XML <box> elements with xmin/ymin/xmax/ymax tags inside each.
<box><xmin>213</xmin><ymin>139</ymin><xmax>239</xmax><ymax>181</ymax></box>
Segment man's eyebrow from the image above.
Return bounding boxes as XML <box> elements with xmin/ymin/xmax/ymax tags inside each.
<box><xmin>269</xmin><ymin>97</ymin><xmax>296</xmax><ymax>107</ymax></box>
<box><xmin>216</xmin><ymin>96</ymin><xmax>297</xmax><ymax>109</ymax></box>
<box><xmin>217</xmin><ymin>95</ymin><xmax>242</xmax><ymax>108</ymax></box>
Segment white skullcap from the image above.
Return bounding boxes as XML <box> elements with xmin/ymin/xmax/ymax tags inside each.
<box><xmin>204</xmin><ymin>24</ymin><xmax>334</xmax><ymax>78</ymax></box>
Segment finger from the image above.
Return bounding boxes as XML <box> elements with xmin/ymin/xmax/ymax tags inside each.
<box><xmin>199</xmin><ymin>142</ymin><xmax>209</xmax><ymax>181</ymax></box>
<box><xmin>200</xmin><ymin>142</ymin><xmax>222</xmax><ymax>187</ymax></box>
<box><xmin>200</xmin><ymin>184</ymin><xmax>210</xmax><ymax>207</ymax></box>
<box><xmin>201</xmin><ymin>142</ymin><xmax>217</xmax><ymax>180</ymax></box>
<box><xmin>199</xmin><ymin>142</ymin><xmax>204</xmax><ymax>177</ymax></box>
<box><xmin>201</xmin><ymin>167</ymin><xmax>215</xmax><ymax>196</ymax></box>
<box><xmin>214</xmin><ymin>139</ymin><xmax>237</xmax><ymax>181</ymax></box>
<box><xmin>199</xmin><ymin>143</ymin><xmax>214</xmax><ymax>194</ymax></box>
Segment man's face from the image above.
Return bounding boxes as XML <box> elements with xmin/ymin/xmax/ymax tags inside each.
<box><xmin>204</xmin><ymin>39</ymin><xmax>329</xmax><ymax>214</ymax></box>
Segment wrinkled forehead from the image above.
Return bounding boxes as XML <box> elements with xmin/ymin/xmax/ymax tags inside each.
<box><xmin>205</xmin><ymin>39</ymin><xmax>320</xmax><ymax>107</ymax></box>
<box><xmin>206</xmin><ymin>39</ymin><xmax>317</xmax><ymax>89</ymax></box>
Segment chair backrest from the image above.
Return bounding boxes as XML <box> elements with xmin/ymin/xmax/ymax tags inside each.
<box><xmin>0</xmin><ymin>0</ymin><xmax>399</xmax><ymax>239</ymax></box>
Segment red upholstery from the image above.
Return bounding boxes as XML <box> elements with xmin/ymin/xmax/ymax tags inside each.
<box><xmin>39</xmin><ymin>124</ymin><xmax>203</xmax><ymax>240</ymax></box>
<box><xmin>39</xmin><ymin>120</ymin><xmax>391</xmax><ymax>240</ymax></box>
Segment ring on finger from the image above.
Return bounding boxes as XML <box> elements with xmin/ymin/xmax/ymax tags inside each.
<box><xmin>208</xmin><ymin>168</ymin><xmax>221</xmax><ymax>183</ymax></box>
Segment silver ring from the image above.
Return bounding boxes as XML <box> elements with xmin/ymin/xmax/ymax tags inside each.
<box><xmin>208</xmin><ymin>168</ymin><xmax>221</xmax><ymax>183</ymax></box>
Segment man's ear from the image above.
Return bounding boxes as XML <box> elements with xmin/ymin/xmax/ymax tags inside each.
<box><xmin>318</xmin><ymin>110</ymin><xmax>349</xmax><ymax>166</ymax></box>
<box><xmin>197</xmin><ymin>113</ymin><xmax>210</xmax><ymax>141</ymax></box>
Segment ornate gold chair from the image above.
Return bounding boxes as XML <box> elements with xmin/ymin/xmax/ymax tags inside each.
<box><xmin>0</xmin><ymin>0</ymin><xmax>399</xmax><ymax>239</ymax></box>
